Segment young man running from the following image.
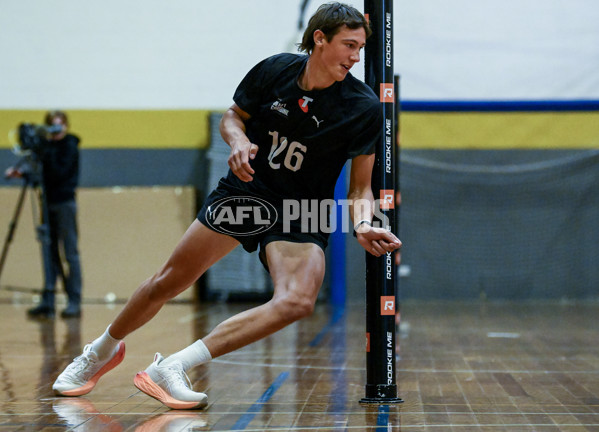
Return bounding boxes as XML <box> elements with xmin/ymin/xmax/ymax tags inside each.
<box><xmin>53</xmin><ymin>2</ymin><xmax>401</xmax><ymax>409</ymax></box>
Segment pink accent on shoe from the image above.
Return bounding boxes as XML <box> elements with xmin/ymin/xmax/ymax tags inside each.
<box><xmin>59</xmin><ymin>341</ymin><xmax>126</xmax><ymax>396</ymax></box>
<box><xmin>133</xmin><ymin>371</ymin><xmax>203</xmax><ymax>410</ymax></box>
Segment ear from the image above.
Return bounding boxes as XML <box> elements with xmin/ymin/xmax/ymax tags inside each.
<box><xmin>313</xmin><ymin>29</ymin><xmax>326</xmax><ymax>47</ymax></box>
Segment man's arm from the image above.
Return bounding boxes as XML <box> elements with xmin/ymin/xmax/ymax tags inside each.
<box><xmin>219</xmin><ymin>103</ymin><xmax>259</xmax><ymax>182</ymax></box>
<box><xmin>348</xmin><ymin>153</ymin><xmax>401</xmax><ymax>257</ymax></box>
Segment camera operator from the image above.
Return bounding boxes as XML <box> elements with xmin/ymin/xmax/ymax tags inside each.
<box><xmin>4</xmin><ymin>110</ymin><xmax>82</xmax><ymax>318</ymax></box>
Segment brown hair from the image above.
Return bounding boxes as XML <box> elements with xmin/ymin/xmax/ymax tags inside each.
<box><xmin>298</xmin><ymin>2</ymin><xmax>371</xmax><ymax>54</ymax></box>
<box><xmin>44</xmin><ymin>110</ymin><xmax>69</xmax><ymax>127</ymax></box>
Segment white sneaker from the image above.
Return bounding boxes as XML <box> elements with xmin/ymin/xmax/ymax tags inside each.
<box><xmin>53</xmin><ymin>341</ymin><xmax>126</xmax><ymax>396</ymax></box>
<box><xmin>133</xmin><ymin>353</ymin><xmax>208</xmax><ymax>410</ymax></box>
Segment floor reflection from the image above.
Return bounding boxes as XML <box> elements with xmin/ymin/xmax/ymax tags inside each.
<box><xmin>52</xmin><ymin>397</ymin><xmax>123</xmax><ymax>431</ymax></box>
<box><xmin>35</xmin><ymin>316</ymin><xmax>81</xmax><ymax>399</ymax></box>
<box><xmin>134</xmin><ymin>411</ymin><xmax>208</xmax><ymax>431</ymax></box>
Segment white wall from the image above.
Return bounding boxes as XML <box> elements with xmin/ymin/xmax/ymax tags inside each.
<box><xmin>396</xmin><ymin>0</ymin><xmax>599</xmax><ymax>100</ymax></box>
<box><xmin>1</xmin><ymin>0</ymin><xmax>597</xmax><ymax>109</ymax></box>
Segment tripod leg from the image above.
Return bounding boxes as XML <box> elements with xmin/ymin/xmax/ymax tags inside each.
<box><xmin>29</xmin><ymin>203</ymin><xmax>56</xmax><ymax>317</ymax></box>
<box><xmin>0</xmin><ymin>182</ymin><xmax>29</xmax><ymax>283</ymax></box>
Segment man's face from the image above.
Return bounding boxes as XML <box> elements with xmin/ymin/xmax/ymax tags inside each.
<box><xmin>319</xmin><ymin>25</ymin><xmax>366</xmax><ymax>82</ymax></box>
<box><xmin>49</xmin><ymin>117</ymin><xmax>67</xmax><ymax>140</ymax></box>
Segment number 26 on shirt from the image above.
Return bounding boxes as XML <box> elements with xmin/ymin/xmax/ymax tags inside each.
<box><xmin>268</xmin><ymin>131</ymin><xmax>307</xmax><ymax>172</ymax></box>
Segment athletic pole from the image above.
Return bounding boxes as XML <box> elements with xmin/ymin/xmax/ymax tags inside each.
<box><xmin>361</xmin><ymin>0</ymin><xmax>402</xmax><ymax>404</ymax></box>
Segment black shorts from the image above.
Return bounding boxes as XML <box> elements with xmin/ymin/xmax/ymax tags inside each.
<box><xmin>197</xmin><ymin>181</ymin><xmax>329</xmax><ymax>259</ymax></box>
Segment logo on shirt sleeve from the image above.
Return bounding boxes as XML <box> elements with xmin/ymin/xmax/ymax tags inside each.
<box><xmin>271</xmin><ymin>100</ymin><xmax>289</xmax><ymax>118</ymax></box>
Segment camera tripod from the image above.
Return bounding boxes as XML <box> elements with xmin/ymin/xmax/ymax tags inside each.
<box><xmin>0</xmin><ymin>172</ymin><xmax>63</xmax><ymax>295</ymax></box>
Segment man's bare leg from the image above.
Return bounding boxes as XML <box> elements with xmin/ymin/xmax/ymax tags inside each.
<box><xmin>197</xmin><ymin>240</ymin><xmax>325</xmax><ymax>358</ymax></box>
<box><xmin>131</xmin><ymin>240</ymin><xmax>326</xmax><ymax>409</ymax></box>
<box><xmin>109</xmin><ymin>220</ymin><xmax>240</xmax><ymax>340</ymax></box>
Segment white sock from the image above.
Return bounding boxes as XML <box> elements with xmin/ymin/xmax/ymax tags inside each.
<box><xmin>90</xmin><ymin>325</ymin><xmax>121</xmax><ymax>360</ymax></box>
<box><xmin>162</xmin><ymin>339</ymin><xmax>212</xmax><ymax>371</ymax></box>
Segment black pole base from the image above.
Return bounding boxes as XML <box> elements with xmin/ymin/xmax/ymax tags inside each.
<box><xmin>359</xmin><ymin>397</ymin><xmax>404</xmax><ymax>404</ymax></box>
<box><xmin>360</xmin><ymin>384</ymin><xmax>404</xmax><ymax>404</ymax></box>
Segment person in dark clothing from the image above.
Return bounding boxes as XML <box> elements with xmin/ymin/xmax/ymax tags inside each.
<box><xmin>5</xmin><ymin>110</ymin><xmax>82</xmax><ymax>319</ymax></box>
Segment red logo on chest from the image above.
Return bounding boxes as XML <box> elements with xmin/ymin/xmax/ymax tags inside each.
<box><xmin>298</xmin><ymin>96</ymin><xmax>313</xmax><ymax>113</ymax></box>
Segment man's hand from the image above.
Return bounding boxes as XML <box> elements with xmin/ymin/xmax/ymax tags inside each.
<box><xmin>4</xmin><ymin>167</ymin><xmax>23</xmax><ymax>179</ymax></box>
<box><xmin>220</xmin><ymin>104</ymin><xmax>257</xmax><ymax>182</ymax></box>
<box><xmin>356</xmin><ymin>225</ymin><xmax>402</xmax><ymax>257</ymax></box>
<box><xmin>228</xmin><ymin>140</ymin><xmax>259</xmax><ymax>182</ymax></box>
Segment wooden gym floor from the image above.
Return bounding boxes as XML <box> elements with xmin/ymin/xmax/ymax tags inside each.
<box><xmin>0</xmin><ymin>298</ymin><xmax>597</xmax><ymax>431</ymax></box>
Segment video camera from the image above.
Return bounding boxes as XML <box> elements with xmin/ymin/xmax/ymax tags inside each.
<box><xmin>8</xmin><ymin>123</ymin><xmax>63</xmax><ymax>156</ymax></box>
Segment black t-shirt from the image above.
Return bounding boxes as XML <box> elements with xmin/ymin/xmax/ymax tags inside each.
<box><xmin>223</xmin><ymin>53</ymin><xmax>382</xmax><ymax>202</ymax></box>
<box><xmin>41</xmin><ymin>134</ymin><xmax>80</xmax><ymax>204</ymax></box>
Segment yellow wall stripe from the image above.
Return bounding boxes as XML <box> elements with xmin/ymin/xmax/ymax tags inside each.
<box><xmin>400</xmin><ymin>112</ymin><xmax>599</xmax><ymax>149</ymax></box>
<box><xmin>2</xmin><ymin>110</ymin><xmax>598</xmax><ymax>150</ymax></box>
<box><xmin>0</xmin><ymin>110</ymin><xmax>211</xmax><ymax>149</ymax></box>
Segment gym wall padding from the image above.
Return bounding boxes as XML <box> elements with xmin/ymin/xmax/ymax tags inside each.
<box><xmin>394</xmin><ymin>149</ymin><xmax>599</xmax><ymax>300</ymax></box>
<box><xmin>394</xmin><ymin>104</ymin><xmax>599</xmax><ymax>299</ymax></box>
<box><xmin>0</xmin><ymin>186</ymin><xmax>196</xmax><ymax>302</ymax></box>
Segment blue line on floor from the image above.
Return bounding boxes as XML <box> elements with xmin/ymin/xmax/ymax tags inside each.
<box><xmin>230</xmin><ymin>371</ymin><xmax>290</xmax><ymax>430</ymax></box>
<box><xmin>377</xmin><ymin>405</ymin><xmax>390</xmax><ymax>431</ymax></box>
<box><xmin>308</xmin><ymin>307</ymin><xmax>345</xmax><ymax>347</ymax></box>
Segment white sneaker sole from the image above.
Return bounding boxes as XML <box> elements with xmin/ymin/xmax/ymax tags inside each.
<box><xmin>133</xmin><ymin>371</ymin><xmax>208</xmax><ymax>410</ymax></box>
